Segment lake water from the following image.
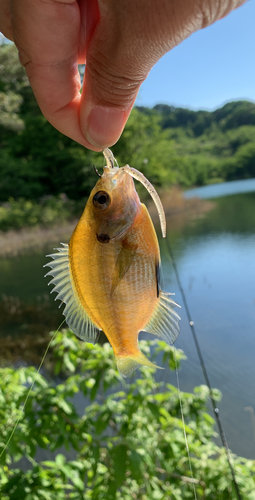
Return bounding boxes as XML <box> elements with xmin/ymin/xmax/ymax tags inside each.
<box><xmin>161</xmin><ymin>181</ymin><xmax>255</xmax><ymax>460</ymax></box>
<box><xmin>1</xmin><ymin>179</ymin><xmax>255</xmax><ymax>459</ymax></box>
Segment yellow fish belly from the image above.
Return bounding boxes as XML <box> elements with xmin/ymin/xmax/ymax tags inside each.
<box><xmin>69</xmin><ymin>204</ymin><xmax>159</xmax><ymax>359</ymax></box>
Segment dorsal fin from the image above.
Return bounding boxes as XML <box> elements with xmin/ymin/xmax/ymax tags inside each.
<box><xmin>44</xmin><ymin>243</ymin><xmax>101</xmax><ymax>344</ymax></box>
<box><xmin>144</xmin><ymin>290</ymin><xmax>181</xmax><ymax>345</ymax></box>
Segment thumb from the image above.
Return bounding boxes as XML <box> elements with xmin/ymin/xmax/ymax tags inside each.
<box><xmin>80</xmin><ymin>65</ymin><xmax>148</xmax><ymax>152</ymax></box>
<box><xmin>80</xmin><ymin>2</ymin><xmax>156</xmax><ymax>149</ymax></box>
<box><xmin>80</xmin><ymin>0</ymin><xmax>246</xmax><ymax>150</ymax></box>
<box><xmin>80</xmin><ymin>64</ymin><xmax>142</xmax><ymax>150</ymax></box>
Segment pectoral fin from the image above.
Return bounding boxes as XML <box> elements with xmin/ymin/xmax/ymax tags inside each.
<box><xmin>111</xmin><ymin>240</ymin><xmax>138</xmax><ymax>293</ymax></box>
<box><xmin>44</xmin><ymin>243</ymin><xmax>101</xmax><ymax>344</ymax></box>
<box><xmin>144</xmin><ymin>290</ymin><xmax>181</xmax><ymax>345</ymax></box>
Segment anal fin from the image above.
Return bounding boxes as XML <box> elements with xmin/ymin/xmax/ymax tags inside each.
<box><xmin>144</xmin><ymin>290</ymin><xmax>181</xmax><ymax>345</ymax></box>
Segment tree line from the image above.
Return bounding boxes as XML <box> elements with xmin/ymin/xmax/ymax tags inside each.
<box><xmin>1</xmin><ymin>43</ymin><xmax>255</xmax><ymax>205</ymax></box>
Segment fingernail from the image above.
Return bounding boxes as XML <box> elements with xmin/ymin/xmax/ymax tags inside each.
<box><xmin>86</xmin><ymin>106</ymin><xmax>125</xmax><ymax>148</ymax></box>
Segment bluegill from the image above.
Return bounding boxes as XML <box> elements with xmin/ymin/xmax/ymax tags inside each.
<box><xmin>44</xmin><ymin>149</ymin><xmax>180</xmax><ymax>376</ymax></box>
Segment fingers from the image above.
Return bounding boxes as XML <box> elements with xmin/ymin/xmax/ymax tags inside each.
<box><xmin>9</xmin><ymin>0</ymin><xmax>102</xmax><ymax>150</ymax></box>
<box><xmin>79</xmin><ymin>0</ymin><xmax>247</xmax><ymax>148</ymax></box>
<box><xmin>80</xmin><ymin>0</ymin><xmax>170</xmax><ymax>149</ymax></box>
<box><xmin>1</xmin><ymin>0</ymin><xmax>247</xmax><ymax>151</ymax></box>
<box><xmin>0</xmin><ymin>0</ymin><xmax>13</xmax><ymax>41</ymax></box>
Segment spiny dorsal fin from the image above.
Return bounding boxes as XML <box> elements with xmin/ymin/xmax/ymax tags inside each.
<box><xmin>44</xmin><ymin>243</ymin><xmax>101</xmax><ymax>344</ymax></box>
<box><xmin>144</xmin><ymin>290</ymin><xmax>181</xmax><ymax>345</ymax></box>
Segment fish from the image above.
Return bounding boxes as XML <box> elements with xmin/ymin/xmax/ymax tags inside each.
<box><xmin>44</xmin><ymin>149</ymin><xmax>180</xmax><ymax>377</ymax></box>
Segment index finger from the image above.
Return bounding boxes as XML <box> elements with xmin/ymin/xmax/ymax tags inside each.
<box><xmin>11</xmin><ymin>0</ymin><xmax>101</xmax><ymax>150</ymax></box>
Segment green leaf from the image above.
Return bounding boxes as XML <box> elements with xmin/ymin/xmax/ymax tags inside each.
<box><xmin>129</xmin><ymin>449</ymin><xmax>144</xmax><ymax>481</ymax></box>
<box><xmin>147</xmin><ymin>401</ymin><xmax>161</xmax><ymax>418</ymax></box>
<box><xmin>63</xmin><ymin>353</ymin><xmax>75</xmax><ymax>373</ymax></box>
<box><xmin>111</xmin><ymin>444</ymin><xmax>127</xmax><ymax>489</ymax></box>
<box><xmin>55</xmin><ymin>454</ymin><xmax>66</xmax><ymax>466</ymax></box>
<box><xmin>106</xmin><ymin>479</ymin><xmax>117</xmax><ymax>500</ymax></box>
<box><xmin>57</xmin><ymin>399</ymin><xmax>73</xmax><ymax>415</ymax></box>
<box><xmin>90</xmin><ymin>373</ymin><xmax>101</xmax><ymax>401</ymax></box>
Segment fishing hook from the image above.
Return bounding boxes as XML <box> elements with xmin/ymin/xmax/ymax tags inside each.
<box><xmin>93</xmin><ymin>164</ymin><xmax>102</xmax><ymax>177</ymax></box>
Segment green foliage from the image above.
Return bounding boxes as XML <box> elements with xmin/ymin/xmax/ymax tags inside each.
<box><xmin>152</xmin><ymin>104</ymin><xmax>212</xmax><ymax>137</ymax></box>
<box><xmin>0</xmin><ymin>43</ymin><xmax>30</xmax><ymax>132</ymax></box>
<box><xmin>0</xmin><ymin>196</ymin><xmax>76</xmax><ymax>231</ymax></box>
<box><xmin>225</xmin><ymin>142</ymin><xmax>255</xmax><ymax>180</ymax></box>
<box><xmin>0</xmin><ymin>91</ymin><xmax>23</xmax><ymax>131</ymax></box>
<box><xmin>113</xmin><ymin>110</ymin><xmax>177</xmax><ymax>188</ymax></box>
<box><xmin>134</xmin><ymin>102</ymin><xmax>255</xmax><ymax>188</ymax></box>
<box><xmin>0</xmin><ymin>332</ymin><xmax>255</xmax><ymax>499</ymax></box>
<box><xmin>214</xmin><ymin>100</ymin><xmax>255</xmax><ymax>130</ymax></box>
<box><xmin>0</xmin><ymin>112</ymin><xmax>97</xmax><ymax>201</ymax></box>
<box><xmin>0</xmin><ymin>44</ymin><xmax>29</xmax><ymax>93</ymax></box>
<box><xmin>153</xmin><ymin>100</ymin><xmax>255</xmax><ymax>135</ymax></box>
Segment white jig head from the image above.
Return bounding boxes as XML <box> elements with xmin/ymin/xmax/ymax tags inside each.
<box><xmin>101</xmin><ymin>148</ymin><xmax>166</xmax><ymax>238</ymax></box>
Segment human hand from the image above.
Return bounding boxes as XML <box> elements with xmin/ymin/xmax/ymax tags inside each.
<box><xmin>0</xmin><ymin>0</ymin><xmax>246</xmax><ymax>151</ymax></box>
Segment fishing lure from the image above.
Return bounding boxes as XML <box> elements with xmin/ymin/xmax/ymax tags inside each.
<box><xmin>44</xmin><ymin>149</ymin><xmax>180</xmax><ymax>376</ymax></box>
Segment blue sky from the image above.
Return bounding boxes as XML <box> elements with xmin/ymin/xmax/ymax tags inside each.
<box><xmin>136</xmin><ymin>0</ymin><xmax>255</xmax><ymax>110</ymax></box>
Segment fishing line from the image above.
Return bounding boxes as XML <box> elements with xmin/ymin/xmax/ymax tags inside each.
<box><xmin>166</xmin><ymin>238</ymin><xmax>243</xmax><ymax>500</ymax></box>
<box><xmin>173</xmin><ymin>346</ymin><xmax>198</xmax><ymax>499</ymax></box>
<box><xmin>0</xmin><ymin>319</ymin><xmax>65</xmax><ymax>461</ymax></box>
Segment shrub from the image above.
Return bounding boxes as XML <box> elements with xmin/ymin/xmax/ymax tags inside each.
<box><xmin>0</xmin><ymin>195</ymin><xmax>76</xmax><ymax>231</ymax></box>
<box><xmin>0</xmin><ymin>331</ymin><xmax>255</xmax><ymax>499</ymax></box>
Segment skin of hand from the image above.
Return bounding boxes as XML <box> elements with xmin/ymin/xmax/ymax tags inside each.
<box><xmin>0</xmin><ymin>0</ymin><xmax>246</xmax><ymax>151</ymax></box>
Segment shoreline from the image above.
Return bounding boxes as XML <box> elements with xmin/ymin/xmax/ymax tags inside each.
<box><xmin>0</xmin><ymin>221</ymin><xmax>77</xmax><ymax>258</ymax></box>
<box><xmin>0</xmin><ymin>188</ymin><xmax>215</xmax><ymax>258</ymax></box>
<box><xmin>147</xmin><ymin>186</ymin><xmax>215</xmax><ymax>229</ymax></box>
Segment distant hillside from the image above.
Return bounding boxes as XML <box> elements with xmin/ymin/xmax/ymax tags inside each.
<box><xmin>0</xmin><ymin>43</ymin><xmax>255</xmax><ymax>202</ymax></box>
<box><xmin>131</xmin><ymin>101</ymin><xmax>255</xmax><ymax>186</ymax></box>
<box><xmin>137</xmin><ymin>100</ymin><xmax>255</xmax><ymax>135</ymax></box>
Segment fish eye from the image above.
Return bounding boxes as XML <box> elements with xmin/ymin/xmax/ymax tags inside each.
<box><xmin>93</xmin><ymin>191</ymin><xmax>110</xmax><ymax>209</ymax></box>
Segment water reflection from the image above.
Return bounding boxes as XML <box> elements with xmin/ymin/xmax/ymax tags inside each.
<box><xmin>0</xmin><ymin>251</ymin><xmax>65</xmax><ymax>338</ymax></box>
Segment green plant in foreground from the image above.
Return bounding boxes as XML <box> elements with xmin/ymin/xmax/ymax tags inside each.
<box><xmin>0</xmin><ymin>331</ymin><xmax>255</xmax><ymax>499</ymax></box>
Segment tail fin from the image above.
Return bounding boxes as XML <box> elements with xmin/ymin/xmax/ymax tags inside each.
<box><xmin>116</xmin><ymin>351</ymin><xmax>163</xmax><ymax>378</ymax></box>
